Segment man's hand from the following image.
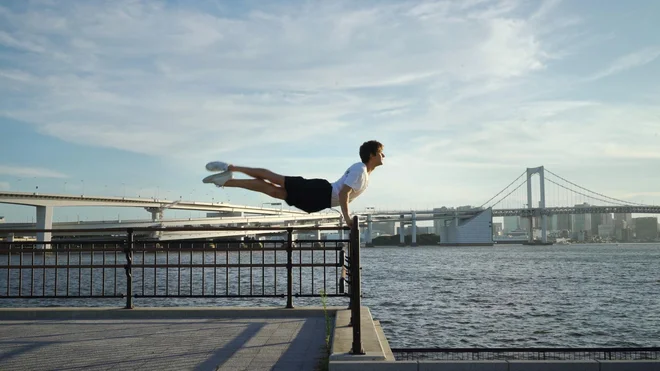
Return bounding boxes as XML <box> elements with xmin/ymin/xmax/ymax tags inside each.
<box><xmin>344</xmin><ymin>215</ymin><xmax>353</xmax><ymax>229</ymax></box>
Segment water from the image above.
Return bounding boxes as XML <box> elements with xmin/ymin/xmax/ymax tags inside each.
<box><xmin>1</xmin><ymin>244</ymin><xmax>659</xmax><ymax>348</ymax></box>
<box><xmin>361</xmin><ymin>244</ymin><xmax>660</xmax><ymax>348</ymax></box>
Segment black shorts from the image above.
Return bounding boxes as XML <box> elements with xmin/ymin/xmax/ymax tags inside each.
<box><xmin>284</xmin><ymin>176</ymin><xmax>332</xmax><ymax>213</ymax></box>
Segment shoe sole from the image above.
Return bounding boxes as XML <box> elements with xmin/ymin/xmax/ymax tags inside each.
<box><xmin>202</xmin><ymin>172</ymin><xmax>232</xmax><ymax>186</ymax></box>
<box><xmin>206</xmin><ymin>162</ymin><xmax>228</xmax><ymax>172</ymax></box>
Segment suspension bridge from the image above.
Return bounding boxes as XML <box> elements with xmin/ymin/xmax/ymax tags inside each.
<box><xmin>362</xmin><ymin>166</ymin><xmax>660</xmax><ymax>246</ymax></box>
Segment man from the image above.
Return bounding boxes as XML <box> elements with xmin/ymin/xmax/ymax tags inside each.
<box><xmin>202</xmin><ymin>140</ymin><xmax>384</xmax><ymax>227</ymax></box>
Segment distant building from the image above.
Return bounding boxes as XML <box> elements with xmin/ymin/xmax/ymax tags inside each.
<box><xmin>613</xmin><ymin>219</ymin><xmax>632</xmax><ymax>242</ymax></box>
<box><xmin>437</xmin><ymin>209</ymin><xmax>493</xmax><ymax>246</ymax></box>
<box><xmin>493</xmin><ymin>222</ymin><xmax>503</xmax><ymax>236</ymax></box>
<box><xmin>634</xmin><ymin>217</ymin><xmax>658</xmax><ymax>240</ymax></box>
<box><xmin>0</xmin><ymin>216</ymin><xmax>4</xmax><ymax>223</ymax></box>
<box><xmin>572</xmin><ymin>203</ymin><xmax>592</xmax><ymax>237</ymax></box>
<box><xmin>519</xmin><ymin>217</ymin><xmax>530</xmax><ymax>232</ymax></box>
<box><xmin>373</xmin><ymin>221</ymin><xmax>396</xmax><ymax>235</ymax></box>
<box><xmin>590</xmin><ymin>213</ymin><xmax>602</xmax><ymax>235</ymax></box>
<box><xmin>403</xmin><ymin>226</ymin><xmax>434</xmax><ymax>236</ymax></box>
<box><xmin>598</xmin><ymin>224</ymin><xmax>615</xmax><ymax>238</ymax></box>
<box><xmin>549</xmin><ymin>215</ymin><xmax>558</xmax><ymax>231</ymax></box>
<box><xmin>556</xmin><ymin>214</ymin><xmax>572</xmax><ymax>231</ymax></box>
<box><xmin>502</xmin><ymin>216</ymin><xmax>519</xmax><ymax>233</ymax></box>
<box><xmin>614</xmin><ymin>213</ymin><xmax>633</xmax><ymax>226</ymax></box>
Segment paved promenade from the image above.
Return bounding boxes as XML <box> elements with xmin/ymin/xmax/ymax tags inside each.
<box><xmin>0</xmin><ymin>308</ymin><xmax>332</xmax><ymax>371</ymax></box>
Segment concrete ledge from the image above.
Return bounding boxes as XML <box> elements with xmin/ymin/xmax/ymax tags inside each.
<box><xmin>330</xmin><ymin>360</ymin><xmax>417</xmax><ymax>371</ymax></box>
<box><xmin>508</xmin><ymin>360</ymin><xmax>599</xmax><ymax>371</ymax></box>
<box><xmin>374</xmin><ymin>320</ymin><xmax>395</xmax><ymax>361</ymax></box>
<box><xmin>419</xmin><ymin>360</ymin><xmax>508</xmax><ymax>371</ymax></box>
<box><xmin>330</xmin><ymin>307</ymin><xmax>387</xmax><ymax>361</ymax></box>
<box><xmin>598</xmin><ymin>360</ymin><xmax>660</xmax><ymax>371</ymax></box>
<box><xmin>0</xmin><ymin>306</ymin><xmax>342</xmax><ymax>320</ymax></box>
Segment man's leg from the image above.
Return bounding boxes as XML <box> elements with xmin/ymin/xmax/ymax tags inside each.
<box><xmin>224</xmin><ymin>179</ymin><xmax>287</xmax><ymax>200</ymax></box>
<box><xmin>228</xmin><ymin>165</ymin><xmax>285</xmax><ymax>187</ymax></box>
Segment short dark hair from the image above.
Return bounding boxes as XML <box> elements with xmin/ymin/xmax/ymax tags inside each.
<box><xmin>359</xmin><ymin>140</ymin><xmax>383</xmax><ymax>164</ymax></box>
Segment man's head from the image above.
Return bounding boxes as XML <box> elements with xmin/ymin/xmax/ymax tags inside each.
<box><xmin>360</xmin><ymin>140</ymin><xmax>385</xmax><ymax>166</ymax></box>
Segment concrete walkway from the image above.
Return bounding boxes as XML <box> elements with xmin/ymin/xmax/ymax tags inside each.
<box><xmin>0</xmin><ymin>308</ymin><xmax>333</xmax><ymax>371</ymax></box>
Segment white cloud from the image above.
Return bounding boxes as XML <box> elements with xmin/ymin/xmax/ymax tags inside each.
<box><xmin>0</xmin><ymin>181</ymin><xmax>9</xmax><ymax>190</ymax></box>
<box><xmin>0</xmin><ymin>0</ymin><xmax>659</xmax><ymax>209</ymax></box>
<box><xmin>0</xmin><ymin>165</ymin><xmax>68</xmax><ymax>179</ymax></box>
<box><xmin>586</xmin><ymin>47</ymin><xmax>660</xmax><ymax>82</ymax></box>
<box><xmin>0</xmin><ymin>0</ymin><xmax>558</xmax><ymax>159</ymax></box>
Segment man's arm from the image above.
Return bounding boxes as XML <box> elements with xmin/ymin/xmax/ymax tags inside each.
<box><xmin>339</xmin><ymin>184</ymin><xmax>353</xmax><ymax>228</ymax></box>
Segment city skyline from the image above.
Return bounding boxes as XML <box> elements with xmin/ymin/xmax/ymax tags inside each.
<box><xmin>1</xmin><ymin>0</ymin><xmax>659</xmax><ymax>222</ymax></box>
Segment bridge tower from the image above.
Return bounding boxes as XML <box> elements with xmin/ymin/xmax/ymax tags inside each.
<box><xmin>365</xmin><ymin>214</ymin><xmax>373</xmax><ymax>246</ymax></box>
<box><xmin>526</xmin><ymin>166</ymin><xmax>548</xmax><ymax>243</ymax></box>
<box><xmin>399</xmin><ymin>215</ymin><xmax>405</xmax><ymax>246</ymax></box>
<box><xmin>411</xmin><ymin>211</ymin><xmax>417</xmax><ymax>247</ymax></box>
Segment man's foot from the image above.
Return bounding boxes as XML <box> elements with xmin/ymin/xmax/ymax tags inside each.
<box><xmin>202</xmin><ymin>171</ymin><xmax>233</xmax><ymax>187</ymax></box>
<box><xmin>205</xmin><ymin>161</ymin><xmax>229</xmax><ymax>172</ymax></box>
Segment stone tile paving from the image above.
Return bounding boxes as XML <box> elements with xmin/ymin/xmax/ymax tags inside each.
<box><xmin>0</xmin><ymin>317</ymin><xmax>327</xmax><ymax>371</ymax></box>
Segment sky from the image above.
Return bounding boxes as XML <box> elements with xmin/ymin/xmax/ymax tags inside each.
<box><xmin>0</xmin><ymin>0</ymin><xmax>659</xmax><ymax>223</ymax></box>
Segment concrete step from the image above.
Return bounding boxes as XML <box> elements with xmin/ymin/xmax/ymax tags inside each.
<box><xmin>374</xmin><ymin>320</ymin><xmax>395</xmax><ymax>361</ymax></box>
<box><xmin>330</xmin><ymin>306</ymin><xmax>389</xmax><ymax>361</ymax></box>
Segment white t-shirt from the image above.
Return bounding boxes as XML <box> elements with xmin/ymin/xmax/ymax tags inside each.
<box><xmin>330</xmin><ymin>162</ymin><xmax>369</xmax><ymax>207</ymax></box>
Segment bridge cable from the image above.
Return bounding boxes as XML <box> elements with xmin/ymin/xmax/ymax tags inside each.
<box><xmin>545</xmin><ymin>169</ymin><xmax>648</xmax><ymax>206</ymax></box>
<box><xmin>489</xmin><ymin>178</ymin><xmax>528</xmax><ymax>209</ymax></box>
<box><xmin>479</xmin><ymin>171</ymin><xmax>527</xmax><ymax>209</ymax></box>
<box><xmin>544</xmin><ymin>178</ymin><xmax>631</xmax><ymax>206</ymax></box>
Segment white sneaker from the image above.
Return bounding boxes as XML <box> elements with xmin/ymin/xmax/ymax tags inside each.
<box><xmin>205</xmin><ymin>161</ymin><xmax>229</xmax><ymax>172</ymax></box>
<box><xmin>202</xmin><ymin>171</ymin><xmax>233</xmax><ymax>187</ymax></box>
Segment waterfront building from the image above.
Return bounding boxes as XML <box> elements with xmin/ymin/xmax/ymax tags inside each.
<box><xmin>373</xmin><ymin>221</ymin><xmax>396</xmax><ymax>235</ymax></box>
<box><xmin>598</xmin><ymin>224</ymin><xmax>615</xmax><ymax>238</ymax></box>
<box><xmin>437</xmin><ymin>209</ymin><xmax>493</xmax><ymax>246</ymax></box>
<box><xmin>502</xmin><ymin>216</ymin><xmax>519</xmax><ymax>233</ymax></box>
<box><xmin>493</xmin><ymin>222</ymin><xmax>503</xmax><ymax>236</ymax></box>
<box><xmin>614</xmin><ymin>213</ymin><xmax>633</xmax><ymax>225</ymax></box>
<box><xmin>557</xmin><ymin>214</ymin><xmax>572</xmax><ymax>231</ymax></box>
<box><xmin>572</xmin><ymin>203</ymin><xmax>592</xmax><ymax>237</ymax></box>
<box><xmin>634</xmin><ymin>217</ymin><xmax>658</xmax><ymax>240</ymax></box>
<box><xmin>590</xmin><ymin>213</ymin><xmax>602</xmax><ymax>235</ymax></box>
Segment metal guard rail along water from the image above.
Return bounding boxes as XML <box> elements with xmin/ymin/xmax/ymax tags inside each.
<box><xmin>0</xmin><ymin>223</ymin><xmax>359</xmax><ymax>312</ymax></box>
<box><xmin>391</xmin><ymin>347</ymin><xmax>660</xmax><ymax>361</ymax></box>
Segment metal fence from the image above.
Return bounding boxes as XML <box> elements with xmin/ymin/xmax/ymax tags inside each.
<box><xmin>391</xmin><ymin>347</ymin><xmax>660</xmax><ymax>361</ymax></box>
<box><xmin>0</xmin><ymin>224</ymin><xmax>356</xmax><ymax>311</ymax></box>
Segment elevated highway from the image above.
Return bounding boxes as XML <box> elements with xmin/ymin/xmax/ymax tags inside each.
<box><xmin>0</xmin><ymin>191</ymin><xmax>304</xmax><ymax>216</ymax></box>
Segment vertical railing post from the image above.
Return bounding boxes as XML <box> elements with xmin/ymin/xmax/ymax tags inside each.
<box><xmin>124</xmin><ymin>228</ymin><xmax>134</xmax><ymax>309</ymax></box>
<box><xmin>286</xmin><ymin>227</ymin><xmax>294</xmax><ymax>309</ymax></box>
<box><xmin>339</xmin><ymin>248</ymin><xmax>346</xmax><ymax>294</ymax></box>
<box><xmin>350</xmin><ymin>216</ymin><xmax>364</xmax><ymax>354</ymax></box>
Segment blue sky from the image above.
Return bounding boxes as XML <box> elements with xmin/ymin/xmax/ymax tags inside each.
<box><xmin>1</xmin><ymin>0</ymin><xmax>659</xmax><ymax>222</ymax></box>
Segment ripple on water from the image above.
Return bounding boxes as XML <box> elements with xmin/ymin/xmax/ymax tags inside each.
<box><xmin>360</xmin><ymin>244</ymin><xmax>660</xmax><ymax>348</ymax></box>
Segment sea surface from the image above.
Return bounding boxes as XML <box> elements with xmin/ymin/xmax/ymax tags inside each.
<box><xmin>360</xmin><ymin>243</ymin><xmax>660</xmax><ymax>348</ymax></box>
<box><xmin>1</xmin><ymin>243</ymin><xmax>659</xmax><ymax>349</ymax></box>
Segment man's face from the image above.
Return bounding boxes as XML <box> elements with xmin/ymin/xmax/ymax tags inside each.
<box><xmin>372</xmin><ymin>149</ymin><xmax>385</xmax><ymax>166</ymax></box>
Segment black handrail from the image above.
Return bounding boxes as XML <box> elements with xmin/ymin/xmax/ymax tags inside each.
<box><xmin>391</xmin><ymin>347</ymin><xmax>660</xmax><ymax>361</ymax></box>
<box><xmin>1</xmin><ymin>225</ymin><xmax>353</xmax><ymax>311</ymax></box>
<box><xmin>125</xmin><ymin>229</ymin><xmax>134</xmax><ymax>309</ymax></box>
<box><xmin>349</xmin><ymin>216</ymin><xmax>364</xmax><ymax>355</ymax></box>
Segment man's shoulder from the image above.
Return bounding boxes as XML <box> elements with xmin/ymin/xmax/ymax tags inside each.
<box><xmin>348</xmin><ymin>162</ymin><xmax>366</xmax><ymax>173</ymax></box>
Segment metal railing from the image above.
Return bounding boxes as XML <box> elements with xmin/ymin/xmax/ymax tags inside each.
<box><xmin>1</xmin><ymin>219</ymin><xmax>366</xmax><ymax>353</ymax></box>
<box><xmin>347</xmin><ymin>216</ymin><xmax>363</xmax><ymax>355</ymax></box>
<box><xmin>0</xmin><ymin>224</ymin><xmax>355</xmax><ymax>309</ymax></box>
<box><xmin>391</xmin><ymin>347</ymin><xmax>660</xmax><ymax>361</ymax></box>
